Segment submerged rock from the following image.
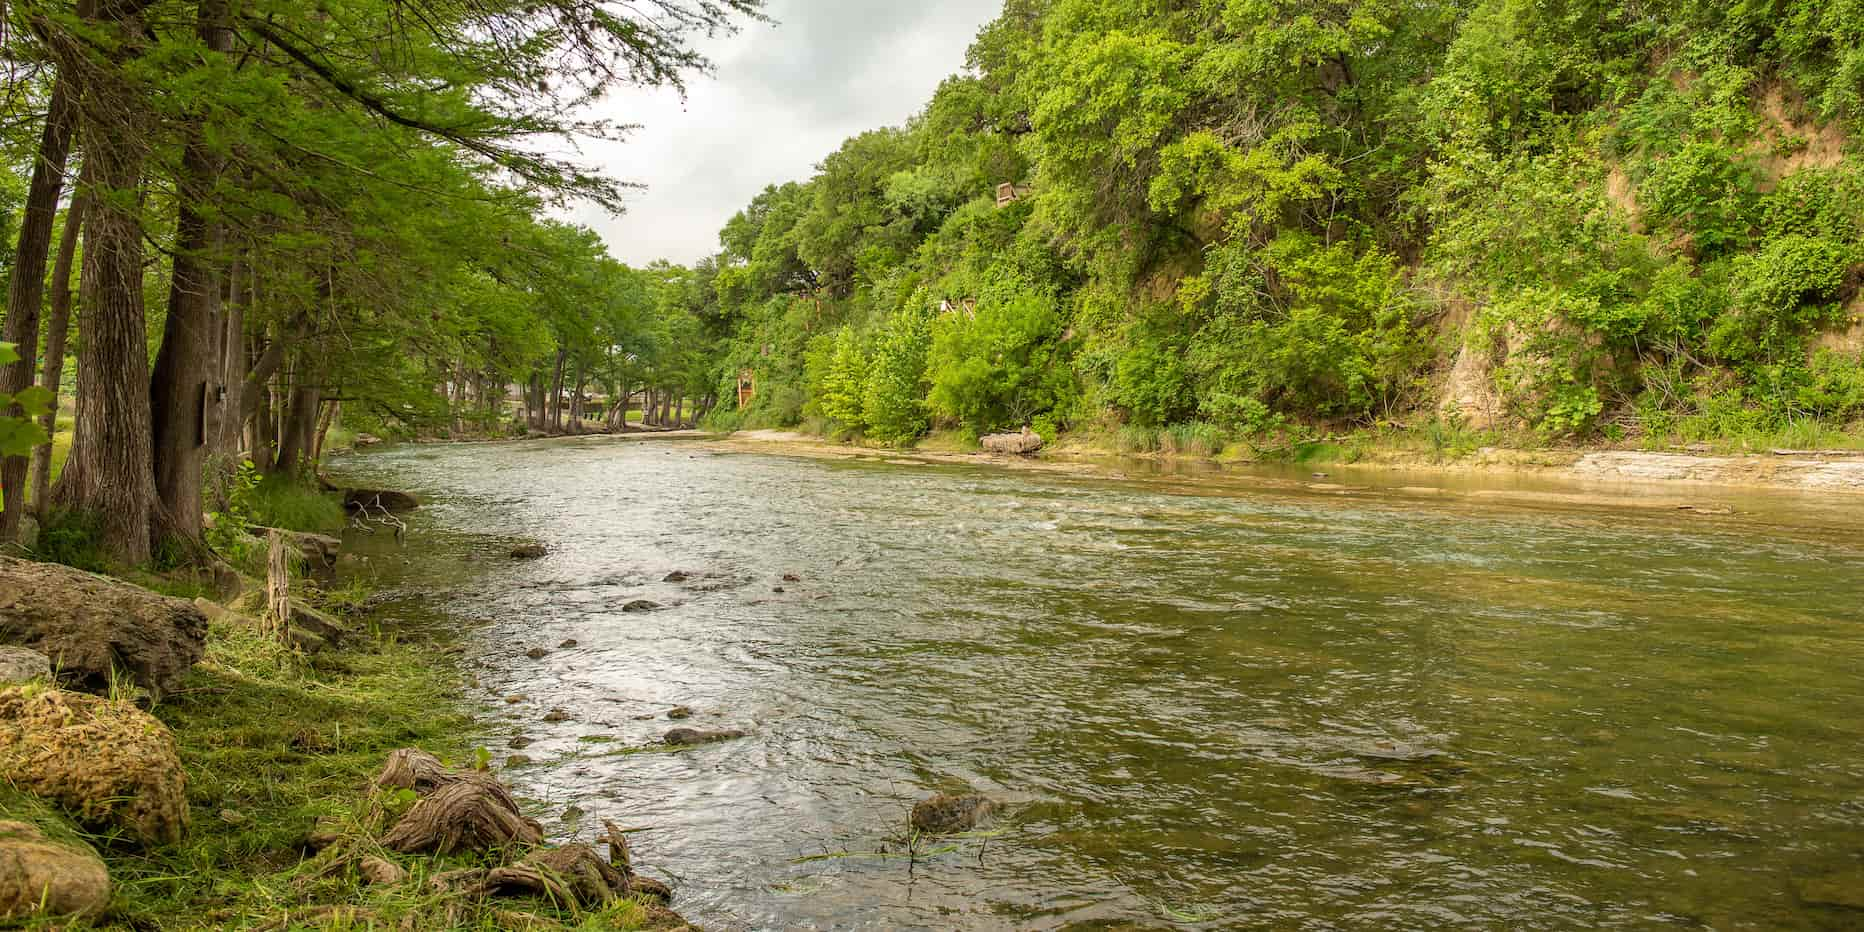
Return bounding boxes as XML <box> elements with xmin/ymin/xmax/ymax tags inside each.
<box><xmin>525</xmin><ymin>647</ymin><xmax>549</xmax><ymax>660</ymax></box>
<box><xmin>507</xmin><ymin>736</ymin><xmax>533</xmax><ymax>750</ymax></box>
<box><xmin>910</xmin><ymin>793</ymin><xmax>997</xmax><ymax>835</ymax></box>
<box><xmin>0</xmin><ymin>820</ymin><xmax>109</xmax><ymax>920</ymax></box>
<box><xmin>0</xmin><ymin>686</ymin><xmax>189</xmax><ymax>846</ymax></box>
<box><xmin>667</xmin><ymin>706</ymin><xmax>693</xmax><ymax>720</ymax></box>
<box><xmin>510</xmin><ymin>543</ymin><xmax>548</xmax><ymax>560</ymax></box>
<box><xmin>663</xmin><ymin>571</ymin><xmax>691</xmax><ymax>583</ymax></box>
<box><xmin>558</xmin><ymin>638</ymin><xmax>579</xmax><ymax>649</ymax></box>
<box><xmin>622</xmin><ymin>600</ymin><xmax>661</xmax><ymax>613</ymax></box>
<box><xmin>543</xmin><ymin>708</ymin><xmax>572</xmax><ymax>723</ymax></box>
<box><xmin>0</xmin><ymin>556</ymin><xmax>208</xmax><ymax>700</ymax></box>
<box><xmin>663</xmin><ymin>727</ymin><xmax>746</xmax><ymax>746</ymax></box>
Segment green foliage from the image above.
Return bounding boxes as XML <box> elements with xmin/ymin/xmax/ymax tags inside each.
<box><xmin>861</xmin><ymin>305</ymin><xmax>934</xmax><ymax>445</ymax></box>
<box><xmin>927</xmin><ymin>293</ymin><xmax>1077</xmax><ymax>437</ymax></box>
<box><xmin>673</xmin><ymin>0</ymin><xmax>1864</xmax><ymax>453</ymax></box>
<box><xmin>206</xmin><ymin>461</ymin><xmax>263</xmax><ymax>564</ymax></box>
<box><xmin>248</xmin><ymin>476</ymin><xmax>348</xmax><ymax>535</ymax></box>
<box><xmin>33</xmin><ymin>511</ymin><xmax>107</xmax><ymax>572</ymax></box>
<box><xmin>0</xmin><ymin>343</ymin><xmax>52</xmax><ymax>459</ymax></box>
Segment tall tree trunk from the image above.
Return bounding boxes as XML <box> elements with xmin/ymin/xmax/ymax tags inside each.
<box><xmin>274</xmin><ymin>377</ymin><xmax>321</xmax><ymax>478</ymax></box>
<box><xmin>675</xmin><ymin>395</ymin><xmax>685</xmax><ymax>428</ymax></box>
<box><xmin>310</xmin><ymin>400</ymin><xmax>337</xmax><ymax>464</ymax></box>
<box><xmin>249</xmin><ymin>378</ymin><xmax>275</xmax><ymax>472</ymax></box>
<box><xmin>53</xmin><ymin>0</ymin><xmax>159</xmax><ymax>565</ymax></box>
<box><xmin>29</xmin><ymin>188</ymin><xmax>87</xmax><ymax>516</ymax></box>
<box><xmin>548</xmin><ymin>349</ymin><xmax>567</xmax><ymax>431</ymax></box>
<box><xmin>148</xmin><ymin>0</ymin><xmax>235</xmax><ymax>555</ymax></box>
<box><xmin>568</xmin><ymin>361</ymin><xmax>586</xmax><ymax>434</ymax></box>
<box><xmin>213</xmin><ymin>260</ymin><xmax>246</xmax><ymax>456</ymax></box>
<box><xmin>0</xmin><ymin>77</ymin><xmax>79</xmax><ymax>542</ymax></box>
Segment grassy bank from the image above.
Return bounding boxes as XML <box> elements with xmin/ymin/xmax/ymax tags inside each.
<box><xmin>3</xmin><ymin>474</ymin><xmax>675</xmax><ymax>929</ymax></box>
<box><xmin>0</xmin><ymin>587</ymin><xmax>676</xmax><ymax>930</ymax></box>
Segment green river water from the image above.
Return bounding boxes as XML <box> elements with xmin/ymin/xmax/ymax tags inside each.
<box><xmin>333</xmin><ymin>437</ymin><xmax>1864</xmax><ymax>931</ymax></box>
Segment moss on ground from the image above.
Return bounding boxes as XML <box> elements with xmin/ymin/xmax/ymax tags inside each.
<box><xmin>16</xmin><ymin>602</ymin><xmax>672</xmax><ymax>930</ymax></box>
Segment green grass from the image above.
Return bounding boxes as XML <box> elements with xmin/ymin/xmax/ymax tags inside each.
<box><xmin>86</xmin><ymin>601</ymin><xmax>669</xmax><ymax>930</ymax></box>
<box><xmin>250</xmin><ymin>476</ymin><xmax>348</xmax><ymax>535</ymax></box>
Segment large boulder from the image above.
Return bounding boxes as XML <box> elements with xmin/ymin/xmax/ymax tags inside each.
<box><xmin>0</xmin><ymin>820</ymin><xmax>109</xmax><ymax>920</ymax></box>
<box><xmin>0</xmin><ymin>556</ymin><xmax>208</xmax><ymax>700</ymax></box>
<box><xmin>0</xmin><ymin>686</ymin><xmax>189</xmax><ymax>846</ymax></box>
<box><xmin>980</xmin><ymin>429</ymin><xmax>1044</xmax><ymax>456</ymax></box>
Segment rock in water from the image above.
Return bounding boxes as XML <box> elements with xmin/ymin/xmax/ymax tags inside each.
<box><xmin>0</xmin><ymin>556</ymin><xmax>208</xmax><ymax>700</ymax></box>
<box><xmin>622</xmin><ymin>600</ymin><xmax>661</xmax><ymax>613</ymax></box>
<box><xmin>0</xmin><ymin>687</ymin><xmax>189</xmax><ymax>846</ymax></box>
<box><xmin>663</xmin><ymin>727</ymin><xmax>747</xmax><ymax>747</ymax></box>
<box><xmin>510</xmin><ymin>544</ymin><xmax>548</xmax><ymax>560</ymax></box>
<box><xmin>0</xmin><ymin>648</ymin><xmax>49</xmax><ymax>686</ymax></box>
<box><xmin>666</xmin><ymin>706</ymin><xmax>693</xmax><ymax>720</ymax></box>
<box><xmin>910</xmin><ymin>793</ymin><xmax>997</xmax><ymax>834</ymax></box>
<box><xmin>980</xmin><ymin>429</ymin><xmax>1043</xmax><ymax>455</ymax></box>
<box><xmin>0</xmin><ymin>820</ymin><xmax>109</xmax><ymax>920</ymax></box>
<box><xmin>525</xmin><ymin>647</ymin><xmax>549</xmax><ymax>660</ymax></box>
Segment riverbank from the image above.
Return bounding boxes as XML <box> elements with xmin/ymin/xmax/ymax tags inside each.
<box><xmin>0</xmin><ymin>548</ymin><xmax>687</xmax><ymax>928</ymax></box>
<box><xmin>716</xmin><ymin>428</ymin><xmax>1864</xmax><ymax>500</ymax></box>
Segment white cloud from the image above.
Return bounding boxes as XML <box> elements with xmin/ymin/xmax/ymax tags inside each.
<box><xmin>565</xmin><ymin>0</ymin><xmax>1004</xmax><ymax>266</ymax></box>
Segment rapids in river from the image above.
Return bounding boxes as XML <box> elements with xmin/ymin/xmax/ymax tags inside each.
<box><xmin>333</xmin><ymin>436</ymin><xmax>1864</xmax><ymax>930</ymax></box>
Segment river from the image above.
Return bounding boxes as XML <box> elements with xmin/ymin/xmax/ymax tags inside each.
<box><xmin>331</xmin><ymin>436</ymin><xmax>1864</xmax><ymax>931</ymax></box>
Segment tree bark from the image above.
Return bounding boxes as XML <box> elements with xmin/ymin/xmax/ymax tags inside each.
<box><xmin>212</xmin><ymin>260</ymin><xmax>246</xmax><ymax>456</ymax></box>
<box><xmin>148</xmin><ymin>0</ymin><xmax>235</xmax><ymax>555</ymax></box>
<box><xmin>29</xmin><ymin>187</ymin><xmax>88</xmax><ymax>516</ymax></box>
<box><xmin>53</xmin><ymin>0</ymin><xmax>160</xmax><ymax>565</ymax></box>
<box><xmin>548</xmin><ymin>348</ymin><xmax>567</xmax><ymax>432</ymax></box>
<box><xmin>0</xmin><ymin>77</ymin><xmax>79</xmax><ymax>542</ymax></box>
<box><xmin>273</xmin><ymin>378</ymin><xmax>321</xmax><ymax>477</ymax></box>
<box><xmin>310</xmin><ymin>399</ymin><xmax>337</xmax><ymax>464</ymax></box>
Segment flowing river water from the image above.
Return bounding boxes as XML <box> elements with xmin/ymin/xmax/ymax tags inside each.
<box><xmin>331</xmin><ymin>436</ymin><xmax>1864</xmax><ymax>931</ymax></box>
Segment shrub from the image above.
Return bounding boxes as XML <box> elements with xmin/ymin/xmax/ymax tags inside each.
<box><xmin>861</xmin><ymin>307</ymin><xmax>933</xmax><ymax>446</ymax></box>
<box><xmin>926</xmin><ymin>292</ymin><xmax>1076</xmax><ymax>436</ymax></box>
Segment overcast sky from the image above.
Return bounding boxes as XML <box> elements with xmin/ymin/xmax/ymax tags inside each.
<box><xmin>564</xmin><ymin>0</ymin><xmax>1006</xmax><ymax>267</ymax></box>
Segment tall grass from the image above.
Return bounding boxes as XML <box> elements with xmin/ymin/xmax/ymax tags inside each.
<box><xmin>1158</xmin><ymin>422</ymin><xmax>1227</xmax><ymax>458</ymax></box>
<box><xmin>250</xmin><ymin>476</ymin><xmax>348</xmax><ymax>534</ymax></box>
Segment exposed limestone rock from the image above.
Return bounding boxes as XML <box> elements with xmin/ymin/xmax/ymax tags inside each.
<box><xmin>0</xmin><ymin>686</ymin><xmax>189</xmax><ymax>846</ymax></box>
<box><xmin>980</xmin><ymin>428</ymin><xmax>1044</xmax><ymax>455</ymax></box>
<box><xmin>0</xmin><ymin>648</ymin><xmax>50</xmax><ymax>686</ymax></box>
<box><xmin>0</xmin><ymin>556</ymin><xmax>208</xmax><ymax>700</ymax></box>
<box><xmin>0</xmin><ymin>820</ymin><xmax>109</xmax><ymax>920</ymax></box>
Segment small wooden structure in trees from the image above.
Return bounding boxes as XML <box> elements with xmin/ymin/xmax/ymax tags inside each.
<box><xmin>737</xmin><ymin>369</ymin><xmax>756</xmax><ymax>409</ymax></box>
<box><xmin>995</xmin><ymin>182</ymin><xmax>1030</xmax><ymax>207</ymax></box>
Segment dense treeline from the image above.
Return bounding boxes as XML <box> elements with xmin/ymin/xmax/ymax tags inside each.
<box><xmin>685</xmin><ymin>0</ymin><xmax>1864</xmax><ymax>452</ymax></box>
<box><xmin>0</xmin><ymin>0</ymin><xmax>760</xmax><ymax>565</ymax></box>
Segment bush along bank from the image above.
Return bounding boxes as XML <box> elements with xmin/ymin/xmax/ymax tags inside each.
<box><xmin>0</xmin><ymin>554</ymin><xmax>692</xmax><ymax>930</ymax></box>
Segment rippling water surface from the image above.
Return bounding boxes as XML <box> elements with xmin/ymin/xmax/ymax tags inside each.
<box><xmin>333</xmin><ymin>437</ymin><xmax>1864</xmax><ymax>931</ymax></box>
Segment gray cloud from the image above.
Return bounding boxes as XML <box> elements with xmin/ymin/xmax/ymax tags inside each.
<box><xmin>567</xmin><ymin>0</ymin><xmax>1004</xmax><ymax>266</ymax></box>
